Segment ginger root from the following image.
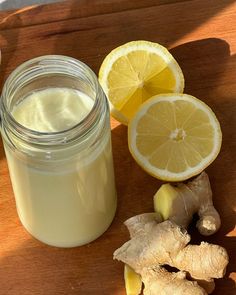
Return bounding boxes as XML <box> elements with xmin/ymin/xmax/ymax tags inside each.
<box><xmin>141</xmin><ymin>267</ymin><xmax>207</xmax><ymax>295</ymax></box>
<box><xmin>124</xmin><ymin>212</ymin><xmax>162</xmax><ymax>238</ymax></box>
<box><xmin>114</xmin><ymin>214</ymin><xmax>229</xmax><ymax>295</ymax></box>
<box><xmin>154</xmin><ymin>172</ymin><xmax>221</xmax><ymax>236</ymax></box>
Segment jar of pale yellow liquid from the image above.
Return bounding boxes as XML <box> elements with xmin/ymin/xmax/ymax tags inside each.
<box><xmin>0</xmin><ymin>56</ymin><xmax>117</xmax><ymax>247</ymax></box>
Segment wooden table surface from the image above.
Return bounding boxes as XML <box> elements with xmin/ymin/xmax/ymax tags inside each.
<box><xmin>0</xmin><ymin>0</ymin><xmax>235</xmax><ymax>294</ymax></box>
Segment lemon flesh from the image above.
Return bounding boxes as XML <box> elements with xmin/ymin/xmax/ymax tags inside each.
<box><xmin>128</xmin><ymin>93</ymin><xmax>222</xmax><ymax>181</ymax></box>
<box><xmin>124</xmin><ymin>264</ymin><xmax>142</xmax><ymax>295</ymax></box>
<box><xmin>99</xmin><ymin>41</ymin><xmax>184</xmax><ymax>124</ymax></box>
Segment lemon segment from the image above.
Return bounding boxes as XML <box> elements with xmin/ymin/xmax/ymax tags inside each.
<box><xmin>128</xmin><ymin>93</ymin><xmax>222</xmax><ymax>181</ymax></box>
<box><xmin>124</xmin><ymin>264</ymin><xmax>142</xmax><ymax>295</ymax></box>
<box><xmin>99</xmin><ymin>41</ymin><xmax>184</xmax><ymax>124</ymax></box>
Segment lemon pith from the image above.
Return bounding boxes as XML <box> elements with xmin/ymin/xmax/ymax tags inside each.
<box><xmin>128</xmin><ymin>93</ymin><xmax>222</xmax><ymax>181</ymax></box>
<box><xmin>99</xmin><ymin>41</ymin><xmax>184</xmax><ymax>124</ymax></box>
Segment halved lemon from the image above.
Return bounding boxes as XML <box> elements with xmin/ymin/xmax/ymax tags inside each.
<box><xmin>99</xmin><ymin>40</ymin><xmax>184</xmax><ymax>124</ymax></box>
<box><xmin>128</xmin><ymin>93</ymin><xmax>222</xmax><ymax>181</ymax></box>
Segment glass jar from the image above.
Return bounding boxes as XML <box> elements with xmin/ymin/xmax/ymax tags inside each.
<box><xmin>0</xmin><ymin>55</ymin><xmax>117</xmax><ymax>247</ymax></box>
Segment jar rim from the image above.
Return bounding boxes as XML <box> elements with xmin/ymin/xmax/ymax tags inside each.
<box><xmin>0</xmin><ymin>55</ymin><xmax>107</xmax><ymax>146</ymax></box>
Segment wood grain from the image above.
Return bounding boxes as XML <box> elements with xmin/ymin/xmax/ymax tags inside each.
<box><xmin>0</xmin><ymin>0</ymin><xmax>235</xmax><ymax>294</ymax></box>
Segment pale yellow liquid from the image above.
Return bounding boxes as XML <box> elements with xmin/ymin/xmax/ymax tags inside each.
<box><xmin>5</xmin><ymin>88</ymin><xmax>117</xmax><ymax>247</ymax></box>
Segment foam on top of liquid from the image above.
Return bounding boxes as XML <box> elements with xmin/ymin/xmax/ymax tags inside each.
<box><xmin>12</xmin><ymin>88</ymin><xmax>94</xmax><ymax>133</ymax></box>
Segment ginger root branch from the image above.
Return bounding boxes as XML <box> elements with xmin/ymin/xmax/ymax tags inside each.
<box><xmin>141</xmin><ymin>267</ymin><xmax>207</xmax><ymax>295</ymax></box>
<box><xmin>154</xmin><ymin>172</ymin><xmax>221</xmax><ymax>236</ymax></box>
<box><xmin>124</xmin><ymin>212</ymin><xmax>162</xmax><ymax>238</ymax></box>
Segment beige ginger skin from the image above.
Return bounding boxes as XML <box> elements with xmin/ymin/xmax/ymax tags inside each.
<box><xmin>154</xmin><ymin>172</ymin><xmax>221</xmax><ymax>236</ymax></box>
<box><xmin>141</xmin><ymin>267</ymin><xmax>208</xmax><ymax>295</ymax></box>
<box><xmin>114</xmin><ymin>215</ymin><xmax>228</xmax><ymax>294</ymax></box>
